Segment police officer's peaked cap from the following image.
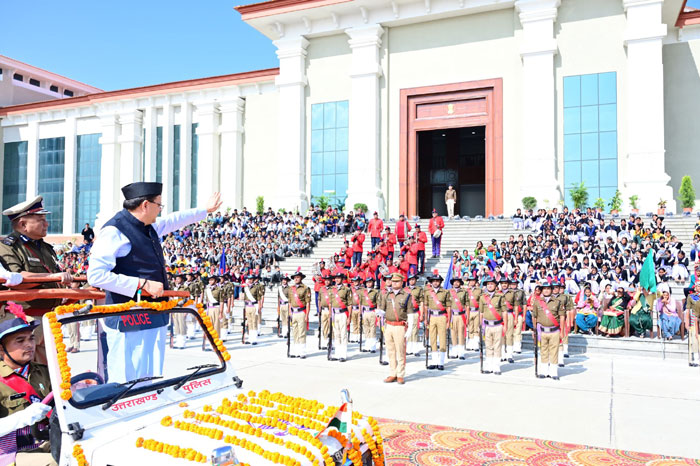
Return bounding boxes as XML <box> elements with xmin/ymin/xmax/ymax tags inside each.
<box><xmin>121</xmin><ymin>182</ymin><xmax>163</xmax><ymax>200</ymax></box>
<box><xmin>390</xmin><ymin>273</ymin><xmax>404</xmax><ymax>282</ymax></box>
<box><xmin>2</xmin><ymin>195</ymin><xmax>51</xmax><ymax>221</ymax></box>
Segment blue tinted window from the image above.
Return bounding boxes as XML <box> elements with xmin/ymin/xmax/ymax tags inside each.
<box><xmin>191</xmin><ymin>123</ymin><xmax>198</xmax><ymax>208</ymax></box>
<box><xmin>563</xmin><ymin>72</ymin><xmax>617</xmax><ymax>204</ymax></box>
<box><xmin>310</xmin><ymin>101</ymin><xmax>349</xmax><ymax>205</ymax></box>
<box><xmin>75</xmin><ymin>134</ymin><xmax>101</xmax><ymax>233</ymax></box>
<box><xmin>2</xmin><ymin>142</ymin><xmax>28</xmax><ymax>234</ymax></box>
<box><xmin>38</xmin><ymin>137</ymin><xmax>65</xmax><ymax>233</ymax></box>
<box><xmin>173</xmin><ymin>125</ymin><xmax>181</xmax><ymax>212</ymax></box>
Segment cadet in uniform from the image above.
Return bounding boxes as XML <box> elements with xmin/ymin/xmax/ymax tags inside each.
<box><xmin>465</xmin><ymin>276</ymin><xmax>482</xmax><ymax>352</ymax></box>
<box><xmin>479</xmin><ymin>276</ymin><xmax>507</xmax><ymax>375</ymax></box>
<box><xmin>531</xmin><ymin>280</ymin><xmax>565</xmax><ymax>380</ymax></box>
<box><xmin>360</xmin><ymin>276</ymin><xmax>379</xmax><ymax>352</ymax></box>
<box><xmin>172</xmin><ymin>274</ymin><xmax>189</xmax><ymax>349</ymax></box>
<box><xmin>404</xmin><ymin>273</ymin><xmax>423</xmax><ymax>356</ymax></box>
<box><xmin>510</xmin><ymin>277</ymin><xmax>526</xmax><ymax>354</ymax></box>
<box><xmin>686</xmin><ymin>281</ymin><xmax>700</xmax><ymax>367</ymax></box>
<box><xmin>501</xmin><ymin>278</ymin><xmax>516</xmax><ymax>363</ymax></box>
<box><xmin>0</xmin><ymin>196</ymin><xmax>74</xmax><ymax>364</ymax></box>
<box><xmin>348</xmin><ymin>276</ymin><xmax>363</xmax><ymax>343</ymax></box>
<box><xmin>423</xmin><ymin>270</ymin><xmax>450</xmax><ymax>370</ymax></box>
<box><xmin>318</xmin><ymin>275</ymin><xmax>333</xmax><ymax>349</ymax></box>
<box><xmin>380</xmin><ymin>273</ymin><xmax>410</xmax><ymax>384</ymax></box>
<box><xmin>286</xmin><ymin>270</ymin><xmax>311</xmax><ymax>358</ymax></box>
<box><xmin>241</xmin><ymin>273</ymin><xmax>265</xmax><ymax>345</ymax></box>
<box><xmin>552</xmin><ymin>280</ymin><xmax>574</xmax><ymax>365</ymax></box>
<box><xmin>204</xmin><ymin>276</ymin><xmax>224</xmax><ymax>341</ymax></box>
<box><xmin>0</xmin><ymin>311</ymin><xmax>54</xmax><ymax>465</ymax></box>
<box><xmin>278</xmin><ymin>274</ymin><xmax>291</xmax><ymax>338</ymax></box>
<box><xmin>448</xmin><ymin>277</ymin><xmax>467</xmax><ymax>360</ymax></box>
<box><xmin>329</xmin><ymin>271</ymin><xmax>351</xmax><ymax>361</ymax></box>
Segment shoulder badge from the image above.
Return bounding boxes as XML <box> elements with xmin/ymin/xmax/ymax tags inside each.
<box><xmin>1</xmin><ymin>236</ymin><xmax>17</xmax><ymax>246</ymax></box>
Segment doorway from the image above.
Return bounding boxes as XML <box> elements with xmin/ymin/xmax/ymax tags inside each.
<box><xmin>417</xmin><ymin>126</ymin><xmax>485</xmax><ymax>218</ymax></box>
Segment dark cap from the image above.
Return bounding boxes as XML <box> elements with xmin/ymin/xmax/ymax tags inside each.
<box><xmin>121</xmin><ymin>182</ymin><xmax>162</xmax><ymax>200</ymax></box>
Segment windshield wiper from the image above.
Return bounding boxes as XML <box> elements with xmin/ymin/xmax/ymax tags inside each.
<box><xmin>173</xmin><ymin>364</ymin><xmax>219</xmax><ymax>392</ymax></box>
<box><xmin>101</xmin><ymin>376</ymin><xmax>163</xmax><ymax>411</ymax></box>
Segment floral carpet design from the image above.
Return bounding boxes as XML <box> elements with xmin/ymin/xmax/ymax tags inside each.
<box><xmin>377</xmin><ymin>418</ymin><xmax>699</xmax><ymax>466</ymax></box>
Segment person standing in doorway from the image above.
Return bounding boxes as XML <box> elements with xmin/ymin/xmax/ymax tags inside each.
<box><xmin>445</xmin><ymin>185</ymin><xmax>457</xmax><ymax>219</ymax></box>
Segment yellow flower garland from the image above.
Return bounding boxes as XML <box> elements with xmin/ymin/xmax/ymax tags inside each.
<box><xmin>72</xmin><ymin>443</ymin><xmax>89</xmax><ymax>466</ymax></box>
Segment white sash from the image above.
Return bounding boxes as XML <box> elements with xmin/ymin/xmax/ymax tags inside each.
<box><xmin>243</xmin><ymin>286</ymin><xmax>256</xmax><ymax>303</ymax></box>
<box><xmin>205</xmin><ymin>287</ymin><xmax>217</xmax><ymax>305</ymax></box>
<box><xmin>278</xmin><ymin>286</ymin><xmax>289</xmax><ymax>304</ymax></box>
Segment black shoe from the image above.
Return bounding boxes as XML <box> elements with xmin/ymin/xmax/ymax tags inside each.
<box><xmin>278</xmin><ymin>335</ymin><xmax>284</xmax><ymax>339</ymax></box>
<box><xmin>300</xmin><ymin>355</ymin><xmax>306</xmax><ymax>359</ymax></box>
<box><xmin>437</xmin><ymin>365</ymin><xmax>444</xmax><ymax>371</ymax></box>
<box><xmin>414</xmin><ymin>352</ymin><xmax>421</xmax><ymax>357</ymax></box>
<box><xmin>427</xmin><ymin>365</ymin><xmax>436</xmax><ymax>370</ymax></box>
<box><xmin>448</xmin><ymin>356</ymin><xmax>458</xmax><ymax>359</ymax></box>
<box><xmin>406</xmin><ymin>352</ymin><xmax>414</xmax><ymax>356</ymax></box>
<box><xmin>371</xmin><ymin>350</ymin><xmax>376</xmax><ymax>354</ymax></box>
<box><xmin>339</xmin><ymin>358</ymin><xmax>346</xmax><ymax>362</ymax></box>
<box><xmin>515</xmin><ymin>351</ymin><xmax>522</xmax><ymax>354</ymax></box>
<box><xmin>329</xmin><ymin>357</ymin><xmax>338</xmax><ymax>361</ymax></box>
<box><xmin>252</xmin><ymin>342</ymin><xmax>258</xmax><ymax>346</ymax></box>
<box><xmin>537</xmin><ymin>374</ymin><xmax>545</xmax><ymax>379</ymax></box>
<box><xmin>558</xmin><ymin>363</ymin><xmax>564</xmax><ymax>367</ymax></box>
<box><xmin>508</xmin><ymin>358</ymin><xmax>514</xmax><ymax>364</ymax></box>
<box><xmin>321</xmin><ymin>346</ymin><xmax>328</xmax><ymax>350</ymax></box>
<box><xmin>244</xmin><ymin>341</ymin><xmax>251</xmax><ymax>345</ymax></box>
<box><xmin>289</xmin><ymin>355</ymin><xmax>298</xmax><ymax>358</ymax></box>
<box><xmin>564</xmin><ymin>354</ymin><xmax>570</xmax><ymax>358</ymax></box>
<box><xmin>380</xmin><ymin>361</ymin><xmax>388</xmax><ymax>366</ymax></box>
<box><xmin>552</xmin><ymin>375</ymin><xmax>560</xmax><ymax>380</ymax></box>
<box><xmin>459</xmin><ymin>356</ymin><xmax>465</xmax><ymax>360</ymax></box>
<box><xmin>493</xmin><ymin>371</ymin><xmax>501</xmax><ymax>375</ymax></box>
<box><xmin>481</xmin><ymin>370</ymin><xmax>492</xmax><ymax>374</ymax></box>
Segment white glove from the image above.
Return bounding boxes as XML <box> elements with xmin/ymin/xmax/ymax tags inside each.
<box><xmin>0</xmin><ymin>268</ymin><xmax>23</xmax><ymax>286</ymax></box>
<box><xmin>0</xmin><ymin>403</ymin><xmax>51</xmax><ymax>436</ymax></box>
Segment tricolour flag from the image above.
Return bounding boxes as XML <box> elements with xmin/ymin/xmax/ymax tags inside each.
<box><xmin>327</xmin><ymin>402</ymin><xmax>352</xmax><ymax>434</ymax></box>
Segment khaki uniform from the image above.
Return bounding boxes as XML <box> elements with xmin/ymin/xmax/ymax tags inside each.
<box><xmin>531</xmin><ymin>295</ymin><xmax>565</xmax><ymax>377</ymax></box>
<box><xmin>360</xmin><ymin>287</ymin><xmax>379</xmax><ymax>351</ymax></box>
<box><xmin>405</xmin><ymin>285</ymin><xmax>423</xmax><ymax>354</ymax></box>
<box><xmin>478</xmin><ymin>290</ymin><xmax>507</xmax><ymax>368</ymax></box>
<box><xmin>448</xmin><ymin>287</ymin><xmax>467</xmax><ymax>357</ymax></box>
<box><xmin>204</xmin><ymin>285</ymin><xmax>223</xmax><ymax>336</ymax></box>
<box><xmin>172</xmin><ymin>283</ymin><xmax>190</xmax><ymax>337</ymax></box>
<box><xmin>685</xmin><ymin>293</ymin><xmax>700</xmax><ymax>363</ymax></box>
<box><xmin>329</xmin><ymin>285</ymin><xmax>351</xmax><ymax>359</ymax></box>
<box><xmin>381</xmin><ymin>289</ymin><xmax>409</xmax><ymax>378</ymax></box>
<box><xmin>318</xmin><ymin>286</ymin><xmax>332</xmax><ymax>344</ymax></box>
<box><xmin>348</xmin><ymin>286</ymin><xmax>363</xmax><ymax>342</ymax></box>
<box><xmin>284</xmin><ymin>283</ymin><xmax>311</xmax><ymax>356</ymax></box>
<box><xmin>465</xmin><ymin>286</ymin><xmax>482</xmax><ymax>350</ymax></box>
<box><xmin>278</xmin><ymin>284</ymin><xmax>290</xmax><ymax>335</ymax></box>
<box><xmin>242</xmin><ymin>283</ymin><xmax>265</xmax><ymax>343</ymax></box>
<box><xmin>554</xmin><ymin>292</ymin><xmax>574</xmax><ymax>360</ymax></box>
<box><xmin>423</xmin><ymin>286</ymin><xmax>451</xmax><ymax>354</ymax></box>
<box><xmin>513</xmin><ymin>289</ymin><xmax>526</xmax><ymax>352</ymax></box>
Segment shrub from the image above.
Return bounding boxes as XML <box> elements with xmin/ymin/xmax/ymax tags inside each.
<box><xmin>608</xmin><ymin>190</ymin><xmax>623</xmax><ymax>212</ymax></box>
<box><xmin>522</xmin><ymin>197</ymin><xmax>537</xmax><ymax>210</ymax></box>
<box><xmin>569</xmin><ymin>182</ymin><xmax>589</xmax><ymax>210</ymax></box>
<box><xmin>680</xmin><ymin>176</ymin><xmax>696</xmax><ymax>209</ymax></box>
<box><xmin>353</xmin><ymin>203</ymin><xmax>368</xmax><ymax>213</ymax></box>
<box><xmin>593</xmin><ymin>198</ymin><xmax>605</xmax><ymax>211</ymax></box>
<box><xmin>256</xmin><ymin>196</ymin><xmax>264</xmax><ymax>215</ymax></box>
<box><xmin>628</xmin><ymin>195</ymin><xmax>639</xmax><ymax>210</ymax></box>
<box><xmin>315</xmin><ymin>195</ymin><xmax>330</xmax><ymax>210</ymax></box>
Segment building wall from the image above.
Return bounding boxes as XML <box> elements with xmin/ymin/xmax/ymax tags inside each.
<box><xmin>386</xmin><ymin>8</ymin><xmax>523</xmax><ymax>216</ymax></box>
<box><xmin>663</xmin><ymin>37</ymin><xmax>700</xmax><ymax>207</ymax></box>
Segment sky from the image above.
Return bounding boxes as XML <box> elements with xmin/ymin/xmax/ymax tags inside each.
<box><xmin>1</xmin><ymin>0</ymin><xmax>279</xmax><ymax>91</ymax></box>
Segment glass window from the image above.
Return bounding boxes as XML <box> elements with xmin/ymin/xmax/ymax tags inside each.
<box><xmin>172</xmin><ymin>125</ymin><xmax>180</xmax><ymax>212</ymax></box>
<box><xmin>75</xmin><ymin>134</ymin><xmax>101</xmax><ymax>233</ymax></box>
<box><xmin>156</xmin><ymin>126</ymin><xmax>163</xmax><ymax>184</ymax></box>
<box><xmin>563</xmin><ymin>72</ymin><xmax>618</xmax><ymax>205</ymax></box>
<box><xmin>191</xmin><ymin>123</ymin><xmax>198</xmax><ymax>208</ymax></box>
<box><xmin>2</xmin><ymin>142</ymin><xmax>28</xmax><ymax>234</ymax></box>
<box><xmin>310</xmin><ymin>100</ymin><xmax>349</xmax><ymax>206</ymax></box>
<box><xmin>38</xmin><ymin>137</ymin><xmax>65</xmax><ymax>234</ymax></box>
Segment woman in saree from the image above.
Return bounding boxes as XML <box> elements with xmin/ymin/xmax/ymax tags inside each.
<box><xmin>656</xmin><ymin>286</ymin><xmax>682</xmax><ymax>340</ymax></box>
<box><xmin>599</xmin><ymin>285</ymin><xmax>630</xmax><ymax>337</ymax></box>
<box><xmin>575</xmin><ymin>285</ymin><xmax>600</xmax><ymax>334</ymax></box>
<box><xmin>628</xmin><ymin>286</ymin><xmax>653</xmax><ymax>338</ymax></box>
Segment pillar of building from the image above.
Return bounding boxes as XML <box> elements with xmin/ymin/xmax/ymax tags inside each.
<box><xmin>515</xmin><ymin>0</ymin><xmax>561</xmax><ymax>207</ymax></box>
<box><xmin>194</xmin><ymin>102</ymin><xmax>221</xmax><ymax>208</ymax></box>
<box><xmin>622</xmin><ymin>0</ymin><xmax>675</xmax><ymax>212</ymax></box>
<box><xmin>219</xmin><ymin>98</ymin><xmax>245</xmax><ymax>210</ymax></box>
<box><xmin>62</xmin><ymin>117</ymin><xmax>77</xmax><ymax>234</ymax></box>
<box><xmin>161</xmin><ymin>103</ymin><xmax>174</xmax><ymax>214</ymax></box>
<box><xmin>180</xmin><ymin>102</ymin><xmax>193</xmax><ymax>210</ymax></box>
<box><xmin>95</xmin><ymin>114</ymin><xmax>121</xmax><ymax>228</ymax></box>
<box><xmin>25</xmin><ymin>121</ymin><xmax>38</xmax><ymax>199</ymax></box>
<box><xmin>118</xmin><ymin>109</ymin><xmax>144</xmax><ymax>188</ymax></box>
<box><xmin>274</xmin><ymin>36</ymin><xmax>309</xmax><ymax>213</ymax></box>
<box><xmin>143</xmin><ymin>106</ymin><xmax>157</xmax><ymax>182</ymax></box>
<box><xmin>345</xmin><ymin>25</ymin><xmax>385</xmax><ymax>218</ymax></box>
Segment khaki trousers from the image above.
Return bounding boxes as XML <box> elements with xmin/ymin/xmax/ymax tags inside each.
<box><xmin>279</xmin><ymin>304</ymin><xmax>290</xmax><ymax>330</ymax></box>
<box><xmin>689</xmin><ymin>325</ymin><xmax>698</xmax><ymax>353</ymax></box>
<box><xmin>386</xmin><ymin>324</ymin><xmax>407</xmax><ymax>378</ymax></box>
<box><xmin>320</xmin><ymin>308</ymin><xmax>331</xmax><ymax>339</ymax></box>
<box><xmin>429</xmin><ymin>314</ymin><xmax>447</xmax><ymax>352</ymax></box>
<box><xmin>16</xmin><ymin>452</ymin><xmax>57</xmax><ymax>466</ymax></box>
<box><xmin>291</xmin><ymin>311</ymin><xmax>307</xmax><ymax>344</ymax></box>
<box><xmin>504</xmin><ymin>312</ymin><xmax>515</xmax><ymax>346</ymax></box>
<box><xmin>244</xmin><ymin>305</ymin><xmax>258</xmax><ymax>331</ymax></box>
<box><xmin>173</xmin><ymin>313</ymin><xmax>187</xmax><ymax>335</ymax></box>
<box><xmin>467</xmin><ymin>311</ymin><xmax>480</xmax><ymax>340</ymax></box>
<box><xmin>449</xmin><ymin>313</ymin><xmax>466</xmax><ymax>346</ymax></box>
<box><xmin>350</xmin><ymin>307</ymin><xmax>361</xmax><ymax>336</ymax></box>
<box><xmin>407</xmin><ymin>312</ymin><xmax>420</xmax><ymax>342</ymax></box>
<box><xmin>446</xmin><ymin>199</ymin><xmax>455</xmax><ymax>218</ymax></box>
<box><xmin>207</xmin><ymin>306</ymin><xmax>222</xmax><ymax>335</ymax></box>
<box><xmin>362</xmin><ymin>311</ymin><xmax>376</xmax><ymax>341</ymax></box>
<box><xmin>65</xmin><ymin>322</ymin><xmax>80</xmax><ymax>349</ymax></box>
<box><xmin>561</xmin><ymin>311</ymin><xmax>574</xmax><ymax>345</ymax></box>
<box><xmin>333</xmin><ymin>311</ymin><xmax>348</xmax><ymax>345</ymax></box>
<box><xmin>540</xmin><ymin>330</ymin><xmax>560</xmax><ymax>364</ymax></box>
<box><xmin>514</xmin><ymin>313</ymin><xmax>523</xmax><ymax>343</ymax></box>
<box><xmin>484</xmin><ymin>325</ymin><xmax>502</xmax><ymax>358</ymax></box>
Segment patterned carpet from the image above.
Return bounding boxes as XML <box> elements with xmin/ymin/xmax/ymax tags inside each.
<box><xmin>377</xmin><ymin>418</ymin><xmax>699</xmax><ymax>466</ymax></box>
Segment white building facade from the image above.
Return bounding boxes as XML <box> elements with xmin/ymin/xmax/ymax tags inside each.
<box><xmin>1</xmin><ymin>0</ymin><xmax>699</xmax><ymax>235</ymax></box>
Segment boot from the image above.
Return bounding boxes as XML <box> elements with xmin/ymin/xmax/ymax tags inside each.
<box><xmin>501</xmin><ymin>347</ymin><xmax>507</xmax><ymax>362</ymax></box>
<box><xmin>506</xmin><ymin>346</ymin><xmax>514</xmax><ymax>364</ymax></box>
<box><xmin>563</xmin><ymin>344</ymin><xmax>570</xmax><ymax>358</ymax></box>
<box><xmin>514</xmin><ymin>340</ymin><xmax>522</xmax><ymax>354</ymax></box>
<box><xmin>459</xmin><ymin>345</ymin><xmax>466</xmax><ymax>360</ymax></box>
<box><xmin>220</xmin><ymin>328</ymin><xmax>228</xmax><ymax>342</ymax></box>
<box><xmin>691</xmin><ymin>353</ymin><xmax>699</xmax><ymax>367</ymax></box>
<box><xmin>438</xmin><ymin>351</ymin><xmax>446</xmax><ymax>370</ymax></box>
<box><xmin>299</xmin><ymin>342</ymin><xmax>307</xmax><ymax>359</ymax></box>
<box><xmin>482</xmin><ymin>357</ymin><xmax>492</xmax><ymax>374</ymax></box>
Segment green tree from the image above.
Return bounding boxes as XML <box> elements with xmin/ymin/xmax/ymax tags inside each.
<box><xmin>569</xmin><ymin>182</ymin><xmax>589</xmax><ymax>210</ymax></box>
<box><xmin>680</xmin><ymin>176</ymin><xmax>696</xmax><ymax>209</ymax></box>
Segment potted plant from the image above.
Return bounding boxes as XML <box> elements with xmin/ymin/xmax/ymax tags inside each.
<box><xmin>569</xmin><ymin>182</ymin><xmax>589</xmax><ymax>210</ymax></box>
<box><xmin>256</xmin><ymin>196</ymin><xmax>265</xmax><ymax>215</ymax></box>
<box><xmin>657</xmin><ymin>198</ymin><xmax>667</xmax><ymax>216</ymax></box>
<box><xmin>608</xmin><ymin>190</ymin><xmax>623</xmax><ymax>215</ymax></box>
<box><xmin>593</xmin><ymin>197</ymin><xmax>605</xmax><ymax>213</ymax></box>
<box><xmin>680</xmin><ymin>175</ymin><xmax>696</xmax><ymax>214</ymax></box>
<box><xmin>353</xmin><ymin>203</ymin><xmax>368</xmax><ymax>214</ymax></box>
<box><xmin>628</xmin><ymin>195</ymin><xmax>639</xmax><ymax>215</ymax></box>
<box><xmin>522</xmin><ymin>196</ymin><xmax>537</xmax><ymax>210</ymax></box>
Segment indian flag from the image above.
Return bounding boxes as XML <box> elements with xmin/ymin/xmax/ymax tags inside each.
<box><xmin>326</xmin><ymin>402</ymin><xmax>352</xmax><ymax>435</ymax></box>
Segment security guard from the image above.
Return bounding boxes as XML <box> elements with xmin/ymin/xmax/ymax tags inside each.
<box><xmin>501</xmin><ymin>277</ymin><xmax>516</xmax><ymax>363</ymax></box>
<box><xmin>531</xmin><ymin>280</ymin><xmax>565</xmax><ymax>380</ymax></box>
<box><xmin>380</xmin><ymin>273</ymin><xmax>410</xmax><ymax>384</ymax></box>
<box><xmin>277</xmin><ymin>274</ymin><xmax>291</xmax><ymax>339</ymax></box>
<box><xmin>423</xmin><ymin>269</ymin><xmax>450</xmax><ymax>370</ymax></box>
<box><xmin>171</xmin><ymin>274</ymin><xmax>189</xmax><ymax>349</ymax></box>
<box><xmin>478</xmin><ymin>276</ymin><xmax>507</xmax><ymax>375</ymax></box>
<box><xmin>286</xmin><ymin>269</ymin><xmax>311</xmax><ymax>358</ymax></box>
<box><xmin>329</xmin><ymin>271</ymin><xmax>351</xmax><ymax>361</ymax></box>
<box><xmin>360</xmin><ymin>276</ymin><xmax>379</xmax><ymax>352</ymax></box>
<box><xmin>686</xmin><ymin>281</ymin><xmax>700</xmax><ymax>367</ymax></box>
<box><xmin>241</xmin><ymin>273</ymin><xmax>265</xmax><ymax>345</ymax></box>
<box><xmin>0</xmin><ymin>311</ymin><xmax>54</xmax><ymax>465</ymax></box>
<box><xmin>465</xmin><ymin>275</ymin><xmax>482</xmax><ymax>352</ymax></box>
<box><xmin>404</xmin><ymin>273</ymin><xmax>423</xmax><ymax>356</ymax></box>
<box><xmin>348</xmin><ymin>276</ymin><xmax>363</xmax><ymax>343</ymax></box>
<box><xmin>204</xmin><ymin>275</ymin><xmax>224</xmax><ymax>342</ymax></box>
<box><xmin>448</xmin><ymin>276</ymin><xmax>467</xmax><ymax>360</ymax></box>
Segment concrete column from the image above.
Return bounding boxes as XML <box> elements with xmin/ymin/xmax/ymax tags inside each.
<box><xmin>622</xmin><ymin>0</ymin><xmax>674</xmax><ymax>212</ymax></box>
<box><xmin>194</xmin><ymin>102</ymin><xmax>221</xmax><ymax>208</ymax></box>
<box><xmin>345</xmin><ymin>25</ymin><xmax>385</xmax><ymax>217</ymax></box>
<box><xmin>274</xmin><ymin>36</ymin><xmax>309</xmax><ymax>213</ymax></box>
<box><xmin>143</xmin><ymin>106</ymin><xmax>157</xmax><ymax>182</ymax></box>
<box><xmin>161</xmin><ymin>104</ymin><xmax>173</xmax><ymax>214</ymax></box>
<box><xmin>95</xmin><ymin>115</ymin><xmax>121</xmax><ymax>228</ymax></box>
<box><xmin>219</xmin><ymin>98</ymin><xmax>245</xmax><ymax>210</ymax></box>
<box><xmin>62</xmin><ymin>117</ymin><xmax>77</xmax><ymax>234</ymax></box>
<box><xmin>25</xmin><ymin>121</ymin><xmax>38</xmax><ymax>199</ymax></box>
<box><xmin>180</xmin><ymin>102</ymin><xmax>193</xmax><ymax>211</ymax></box>
<box><xmin>118</xmin><ymin>110</ymin><xmax>144</xmax><ymax>188</ymax></box>
<box><xmin>515</xmin><ymin>0</ymin><xmax>561</xmax><ymax>205</ymax></box>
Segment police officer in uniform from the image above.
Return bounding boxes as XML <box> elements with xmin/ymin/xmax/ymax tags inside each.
<box><xmin>87</xmin><ymin>182</ymin><xmax>221</xmax><ymax>382</ymax></box>
<box><xmin>510</xmin><ymin>277</ymin><xmax>526</xmax><ymax>354</ymax></box>
<box><xmin>479</xmin><ymin>276</ymin><xmax>507</xmax><ymax>375</ymax></box>
<box><xmin>448</xmin><ymin>276</ymin><xmax>468</xmax><ymax>360</ymax></box>
<box><xmin>0</xmin><ymin>196</ymin><xmax>74</xmax><ymax>364</ymax></box>
<box><xmin>277</xmin><ymin>274</ymin><xmax>291</xmax><ymax>339</ymax></box>
<box><xmin>685</xmin><ymin>281</ymin><xmax>700</xmax><ymax>367</ymax></box>
<box><xmin>531</xmin><ymin>280</ymin><xmax>565</xmax><ymax>380</ymax></box>
<box><xmin>501</xmin><ymin>277</ymin><xmax>516</xmax><ymax>363</ymax></box>
<box><xmin>348</xmin><ymin>276</ymin><xmax>363</xmax><ymax>343</ymax></box>
<box><xmin>241</xmin><ymin>273</ymin><xmax>265</xmax><ymax>345</ymax></box>
<box><xmin>380</xmin><ymin>273</ymin><xmax>410</xmax><ymax>384</ymax></box>
<box><xmin>286</xmin><ymin>270</ymin><xmax>311</xmax><ymax>358</ymax></box>
<box><xmin>465</xmin><ymin>276</ymin><xmax>482</xmax><ymax>352</ymax></box>
<box><xmin>360</xmin><ymin>276</ymin><xmax>379</xmax><ymax>352</ymax></box>
<box><xmin>423</xmin><ymin>270</ymin><xmax>450</xmax><ymax>370</ymax></box>
<box><xmin>404</xmin><ymin>273</ymin><xmax>423</xmax><ymax>356</ymax></box>
<box><xmin>171</xmin><ymin>274</ymin><xmax>189</xmax><ymax>349</ymax></box>
<box><xmin>551</xmin><ymin>280</ymin><xmax>573</xmax><ymax>365</ymax></box>
<box><xmin>318</xmin><ymin>275</ymin><xmax>333</xmax><ymax>349</ymax></box>
<box><xmin>329</xmin><ymin>271</ymin><xmax>351</xmax><ymax>361</ymax></box>
<box><xmin>204</xmin><ymin>275</ymin><xmax>224</xmax><ymax>341</ymax></box>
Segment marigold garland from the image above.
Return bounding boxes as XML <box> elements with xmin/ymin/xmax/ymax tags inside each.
<box><xmin>72</xmin><ymin>443</ymin><xmax>89</xmax><ymax>466</ymax></box>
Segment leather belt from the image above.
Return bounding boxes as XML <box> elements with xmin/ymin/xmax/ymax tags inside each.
<box><xmin>244</xmin><ymin>301</ymin><xmax>257</xmax><ymax>305</ymax></box>
<box><xmin>332</xmin><ymin>308</ymin><xmax>348</xmax><ymax>313</ymax></box>
<box><xmin>452</xmin><ymin>310</ymin><xmax>465</xmax><ymax>315</ymax></box>
<box><xmin>484</xmin><ymin>319</ymin><xmax>502</xmax><ymax>326</ymax></box>
<box><xmin>386</xmin><ymin>321</ymin><xmax>407</xmax><ymax>327</ymax></box>
<box><xmin>291</xmin><ymin>307</ymin><xmax>305</xmax><ymax>312</ymax></box>
<box><xmin>361</xmin><ymin>306</ymin><xmax>376</xmax><ymax>312</ymax></box>
<box><xmin>540</xmin><ymin>326</ymin><xmax>560</xmax><ymax>333</ymax></box>
<box><xmin>430</xmin><ymin>310</ymin><xmax>447</xmax><ymax>316</ymax></box>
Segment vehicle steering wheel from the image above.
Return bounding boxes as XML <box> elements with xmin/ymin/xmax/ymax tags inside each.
<box><xmin>70</xmin><ymin>371</ymin><xmax>105</xmax><ymax>386</ymax></box>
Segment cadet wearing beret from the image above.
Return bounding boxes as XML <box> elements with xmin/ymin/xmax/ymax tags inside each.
<box><xmin>379</xmin><ymin>273</ymin><xmax>410</xmax><ymax>384</ymax></box>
